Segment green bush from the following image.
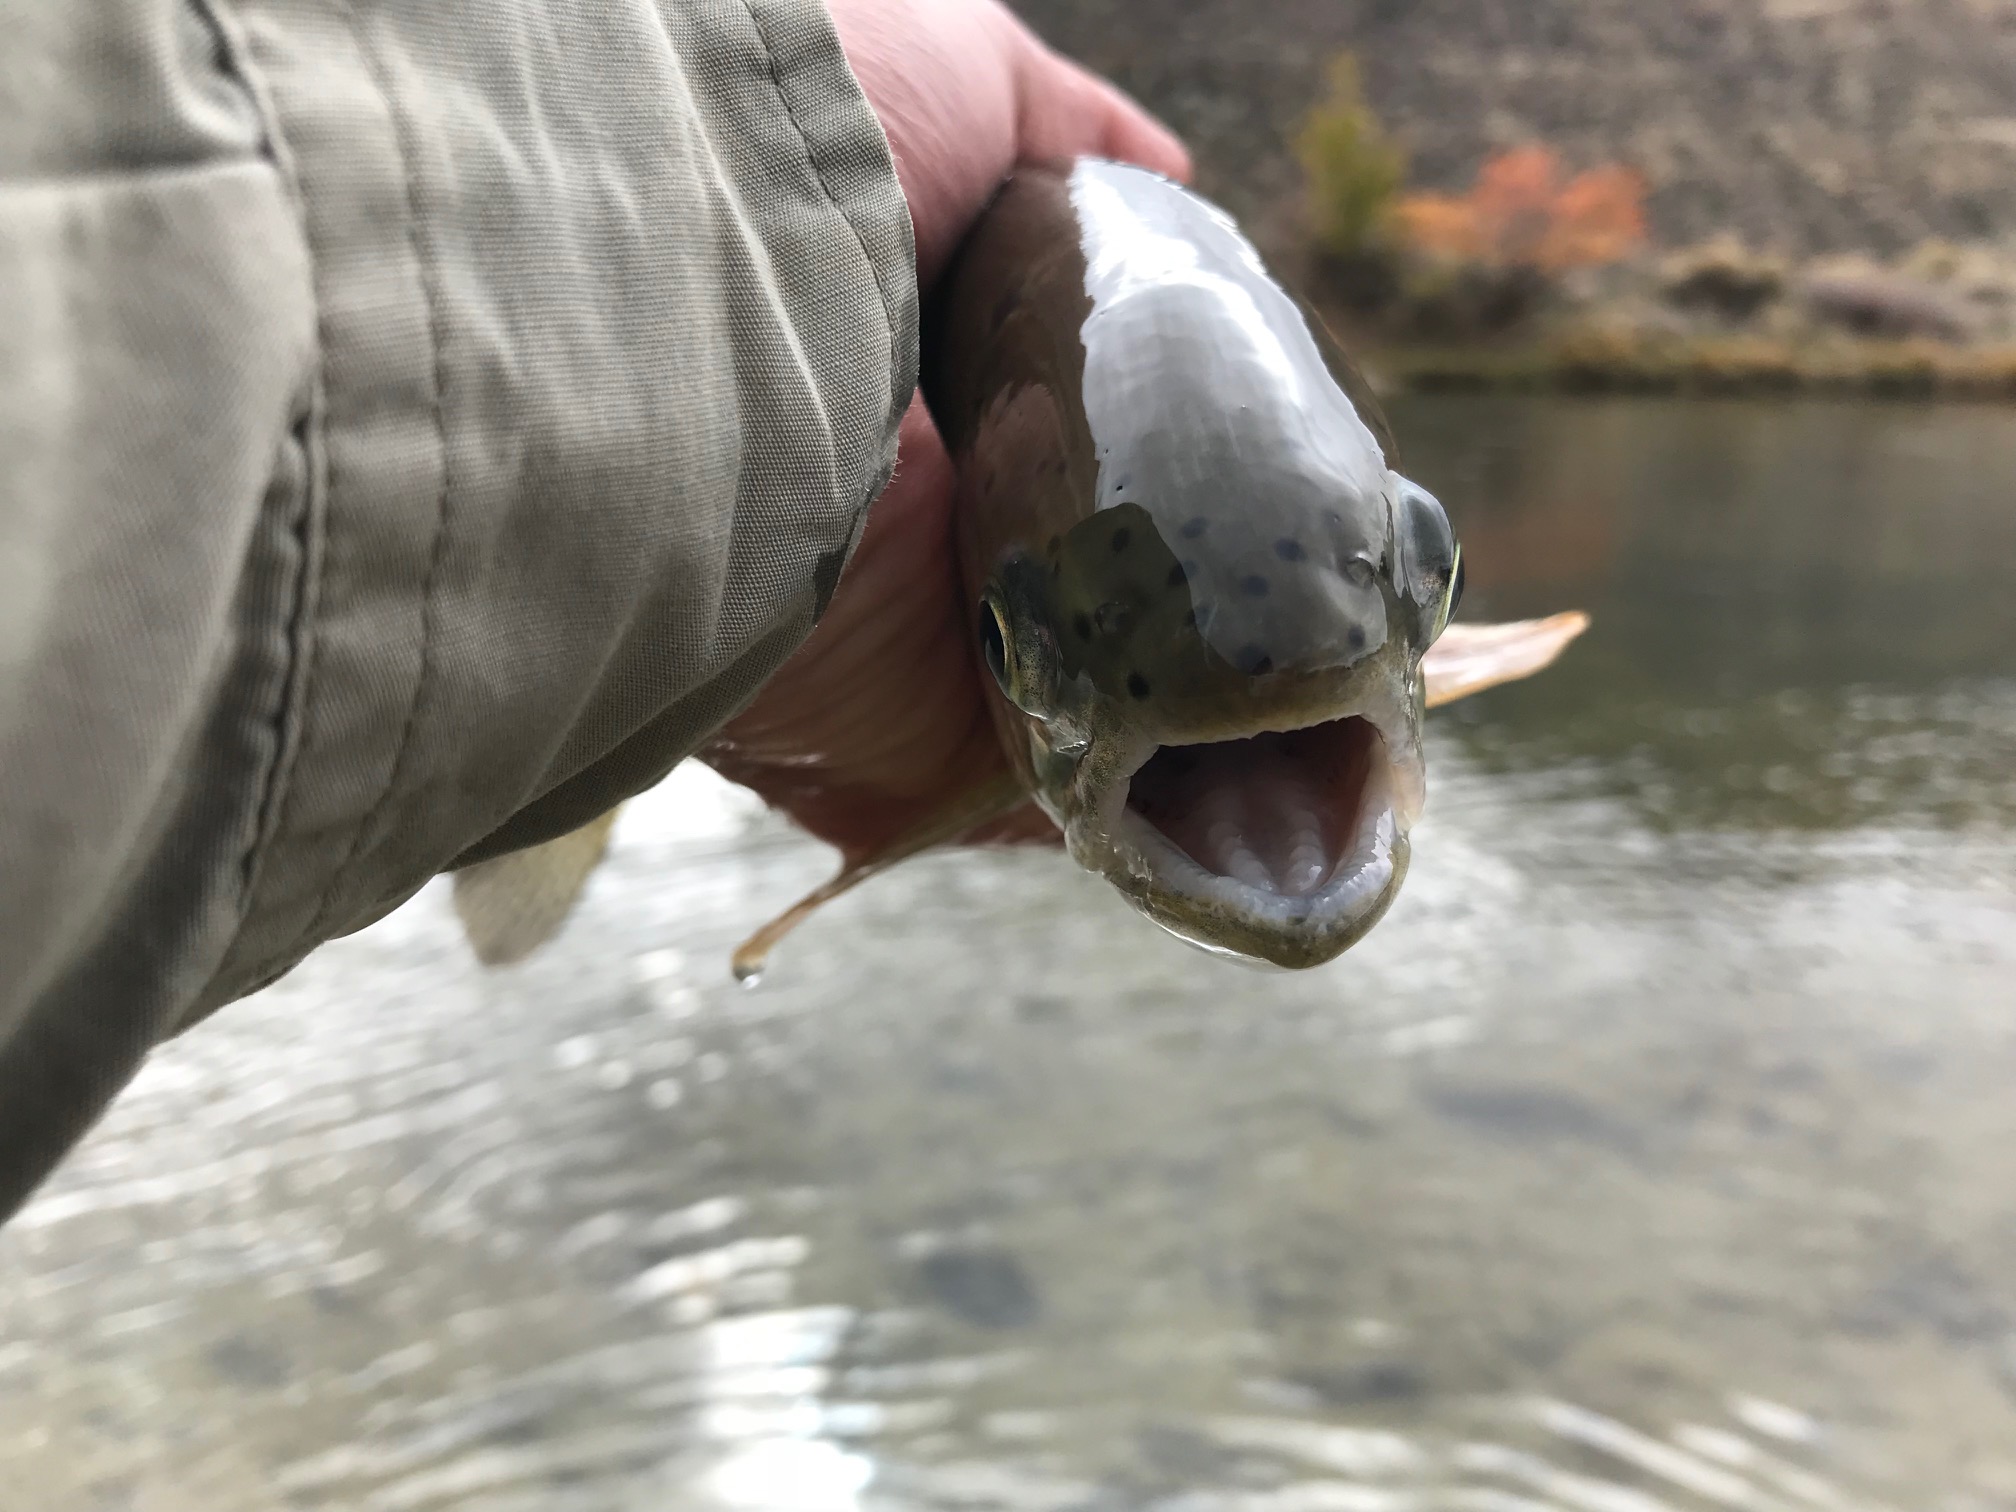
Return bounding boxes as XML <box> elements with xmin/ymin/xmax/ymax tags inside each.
<box><xmin>1296</xmin><ymin>54</ymin><xmax>1405</xmax><ymax>262</ymax></box>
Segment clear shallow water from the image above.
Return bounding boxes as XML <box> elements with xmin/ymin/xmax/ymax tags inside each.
<box><xmin>5</xmin><ymin>397</ymin><xmax>2016</xmax><ymax>1511</ymax></box>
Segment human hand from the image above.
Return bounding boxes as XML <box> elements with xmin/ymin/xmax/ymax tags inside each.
<box><xmin>698</xmin><ymin>0</ymin><xmax>1187</xmax><ymax>862</ymax></box>
<box><xmin>824</xmin><ymin>0</ymin><xmax>1191</xmax><ymax>289</ymax></box>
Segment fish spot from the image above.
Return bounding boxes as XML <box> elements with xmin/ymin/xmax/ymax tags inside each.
<box><xmin>1235</xmin><ymin>644</ymin><xmax>1274</xmax><ymax>676</ymax></box>
<box><xmin>1127</xmin><ymin>672</ymin><xmax>1152</xmax><ymax>699</ymax></box>
<box><xmin>1348</xmin><ymin>625</ymin><xmax>1367</xmax><ymax>652</ymax></box>
<box><xmin>1111</xmin><ymin>527</ymin><xmax>1131</xmax><ymax>552</ymax></box>
<box><xmin>1180</xmin><ymin>516</ymin><xmax>1209</xmax><ymax>540</ymax></box>
<box><xmin>1275</xmin><ymin>538</ymin><xmax>1308</xmax><ymax>562</ymax></box>
<box><xmin>1073</xmin><ymin>613</ymin><xmax>1093</xmax><ymax>641</ymax></box>
<box><xmin>1166</xmin><ymin>563</ymin><xmax>1187</xmax><ymax>588</ymax></box>
<box><xmin>1241</xmin><ymin>574</ymin><xmax>1271</xmax><ymax>597</ymax></box>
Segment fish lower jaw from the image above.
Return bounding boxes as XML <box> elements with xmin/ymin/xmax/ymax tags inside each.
<box><xmin>1105</xmin><ymin>762</ymin><xmax>1410</xmax><ymax>969</ymax></box>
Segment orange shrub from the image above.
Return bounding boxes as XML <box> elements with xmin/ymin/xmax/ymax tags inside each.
<box><xmin>1542</xmin><ymin>165</ymin><xmax>1648</xmax><ymax>269</ymax></box>
<box><xmin>1396</xmin><ymin>147</ymin><xmax>1646</xmax><ymax>271</ymax></box>
<box><xmin>1392</xmin><ymin>194</ymin><xmax>1484</xmax><ymax>261</ymax></box>
<box><xmin>1470</xmin><ymin>145</ymin><xmax>1562</xmax><ymax>264</ymax></box>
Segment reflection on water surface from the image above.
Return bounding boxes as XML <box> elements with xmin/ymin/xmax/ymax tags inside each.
<box><xmin>4</xmin><ymin>397</ymin><xmax>2015</xmax><ymax>1510</ymax></box>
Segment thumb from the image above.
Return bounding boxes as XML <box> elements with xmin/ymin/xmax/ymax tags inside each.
<box><xmin>1010</xmin><ymin>33</ymin><xmax>1192</xmax><ymax>183</ymax></box>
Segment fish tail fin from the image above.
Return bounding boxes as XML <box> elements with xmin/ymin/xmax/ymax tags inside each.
<box><xmin>451</xmin><ymin>806</ymin><xmax>623</xmax><ymax>965</ymax></box>
<box><xmin>731</xmin><ymin>771</ymin><xmax>1031</xmax><ymax>983</ymax></box>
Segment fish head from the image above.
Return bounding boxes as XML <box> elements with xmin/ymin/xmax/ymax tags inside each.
<box><xmin>975</xmin><ymin>448</ymin><xmax>1464</xmax><ymax>969</ymax></box>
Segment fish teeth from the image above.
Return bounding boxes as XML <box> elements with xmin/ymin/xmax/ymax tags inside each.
<box><xmin>1282</xmin><ymin>858</ymin><xmax>1328</xmax><ymax>895</ymax></box>
<box><xmin>1283</xmin><ymin>828</ymin><xmax>1332</xmax><ymax>895</ymax></box>
<box><xmin>1116</xmin><ymin>806</ymin><xmax>1399</xmax><ymax>929</ymax></box>
<box><xmin>1221</xmin><ymin>840</ymin><xmax>1274</xmax><ymax>893</ymax></box>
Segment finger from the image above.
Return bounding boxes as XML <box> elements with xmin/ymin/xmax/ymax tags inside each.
<box><xmin>772</xmin><ymin>396</ymin><xmax>949</xmax><ymax>675</ymax></box>
<box><xmin>1010</xmin><ymin>36</ymin><xmax>1192</xmax><ymax>183</ymax></box>
<box><xmin>1079</xmin><ymin>72</ymin><xmax>1194</xmax><ymax>183</ymax></box>
<box><xmin>795</xmin><ymin>401</ymin><xmax>956</xmax><ymax>692</ymax></box>
<box><xmin>851</xmin><ymin>395</ymin><xmax>954</xmax><ymax>566</ymax></box>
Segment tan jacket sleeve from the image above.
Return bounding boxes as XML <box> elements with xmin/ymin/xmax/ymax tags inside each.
<box><xmin>0</xmin><ymin>0</ymin><xmax>917</xmax><ymax>1219</ymax></box>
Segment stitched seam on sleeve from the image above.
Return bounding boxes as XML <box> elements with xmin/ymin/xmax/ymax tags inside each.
<box><xmin>185</xmin><ymin>0</ymin><xmax>327</xmax><ymax>988</ymax></box>
<box><xmin>300</xmin><ymin>0</ymin><xmax>456</xmax><ymax>947</ymax></box>
<box><xmin>736</xmin><ymin>0</ymin><xmax>902</xmax><ymax>428</ymax></box>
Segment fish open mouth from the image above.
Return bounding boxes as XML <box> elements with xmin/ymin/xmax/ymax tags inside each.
<box><xmin>1114</xmin><ymin>715</ymin><xmax>1411</xmax><ymax>958</ymax></box>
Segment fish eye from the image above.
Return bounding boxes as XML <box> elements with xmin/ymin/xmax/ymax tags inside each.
<box><xmin>1394</xmin><ymin>478</ymin><xmax>1460</xmax><ymax>643</ymax></box>
<box><xmin>978</xmin><ymin>563</ymin><xmax>1065</xmax><ymax>718</ymax></box>
<box><xmin>978</xmin><ymin>597</ymin><xmax>1011</xmax><ymax>694</ymax></box>
<box><xmin>1436</xmin><ymin>544</ymin><xmax>1465</xmax><ymax>639</ymax></box>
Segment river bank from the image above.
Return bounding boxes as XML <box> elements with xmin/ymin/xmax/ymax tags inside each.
<box><xmin>1371</xmin><ymin>335</ymin><xmax>2016</xmax><ymax>399</ymax></box>
<box><xmin>1327</xmin><ymin>239</ymin><xmax>2016</xmax><ymax>399</ymax></box>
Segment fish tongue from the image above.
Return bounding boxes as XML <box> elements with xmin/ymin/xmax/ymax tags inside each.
<box><xmin>1130</xmin><ymin>725</ymin><xmax>1371</xmax><ymax>897</ymax></box>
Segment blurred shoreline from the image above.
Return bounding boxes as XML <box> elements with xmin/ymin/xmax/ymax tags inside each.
<box><xmin>1333</xmin><ymin>238</ymin><xmax>2016</xmax><ymax>399</ymax></box>
<box><xmin>1008</xmin><ymin>0</ymin><xmax>2016</xmax><ymax>399</ymax></box>
<box><xmin>1009</xmin><ymin>0</ymin><xmax>2016</xmax><ymax>258</ymax></box>
<box><xmin>1365</xmin><ymin>335</ymin><xmax>2016</xmax><ymax>400</ymax></box>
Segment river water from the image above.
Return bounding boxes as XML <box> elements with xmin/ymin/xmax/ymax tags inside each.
<box><xmin>4</xmin><ymin>397</ymin><xmax>2015</xmax><ymax>1511</ymax></box>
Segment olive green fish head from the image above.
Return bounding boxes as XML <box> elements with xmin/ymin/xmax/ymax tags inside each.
<box><xmin>934</xmin><ymin>157</ymin><xmax>1464</xmax><ymax>968</ymax></box>
<box><xmin>976</xmin><ymin>454</ymin><xmax>1463</xmax><ymax>969</ymax></box>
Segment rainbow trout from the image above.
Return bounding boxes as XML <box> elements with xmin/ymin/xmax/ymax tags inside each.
<box><xmin>453</xmin><ymin>159</ymin><xmax>1586</xmax><ymax>976</ymax></box>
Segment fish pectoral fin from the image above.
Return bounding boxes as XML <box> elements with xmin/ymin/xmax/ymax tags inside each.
<box><xmin>451</xmin><ymin>806</ymin><xmax>623</xmax><ymax>966</ymax></box>
<box><xmin>1423</xmin><ymin>611</ymin><xmax>1590</xmax><ymax>708</ymax></box>
<box><xmin>732</xmin><ymin>770</ymin><xmax>1032</xmax><ymax>983</ymax></box>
